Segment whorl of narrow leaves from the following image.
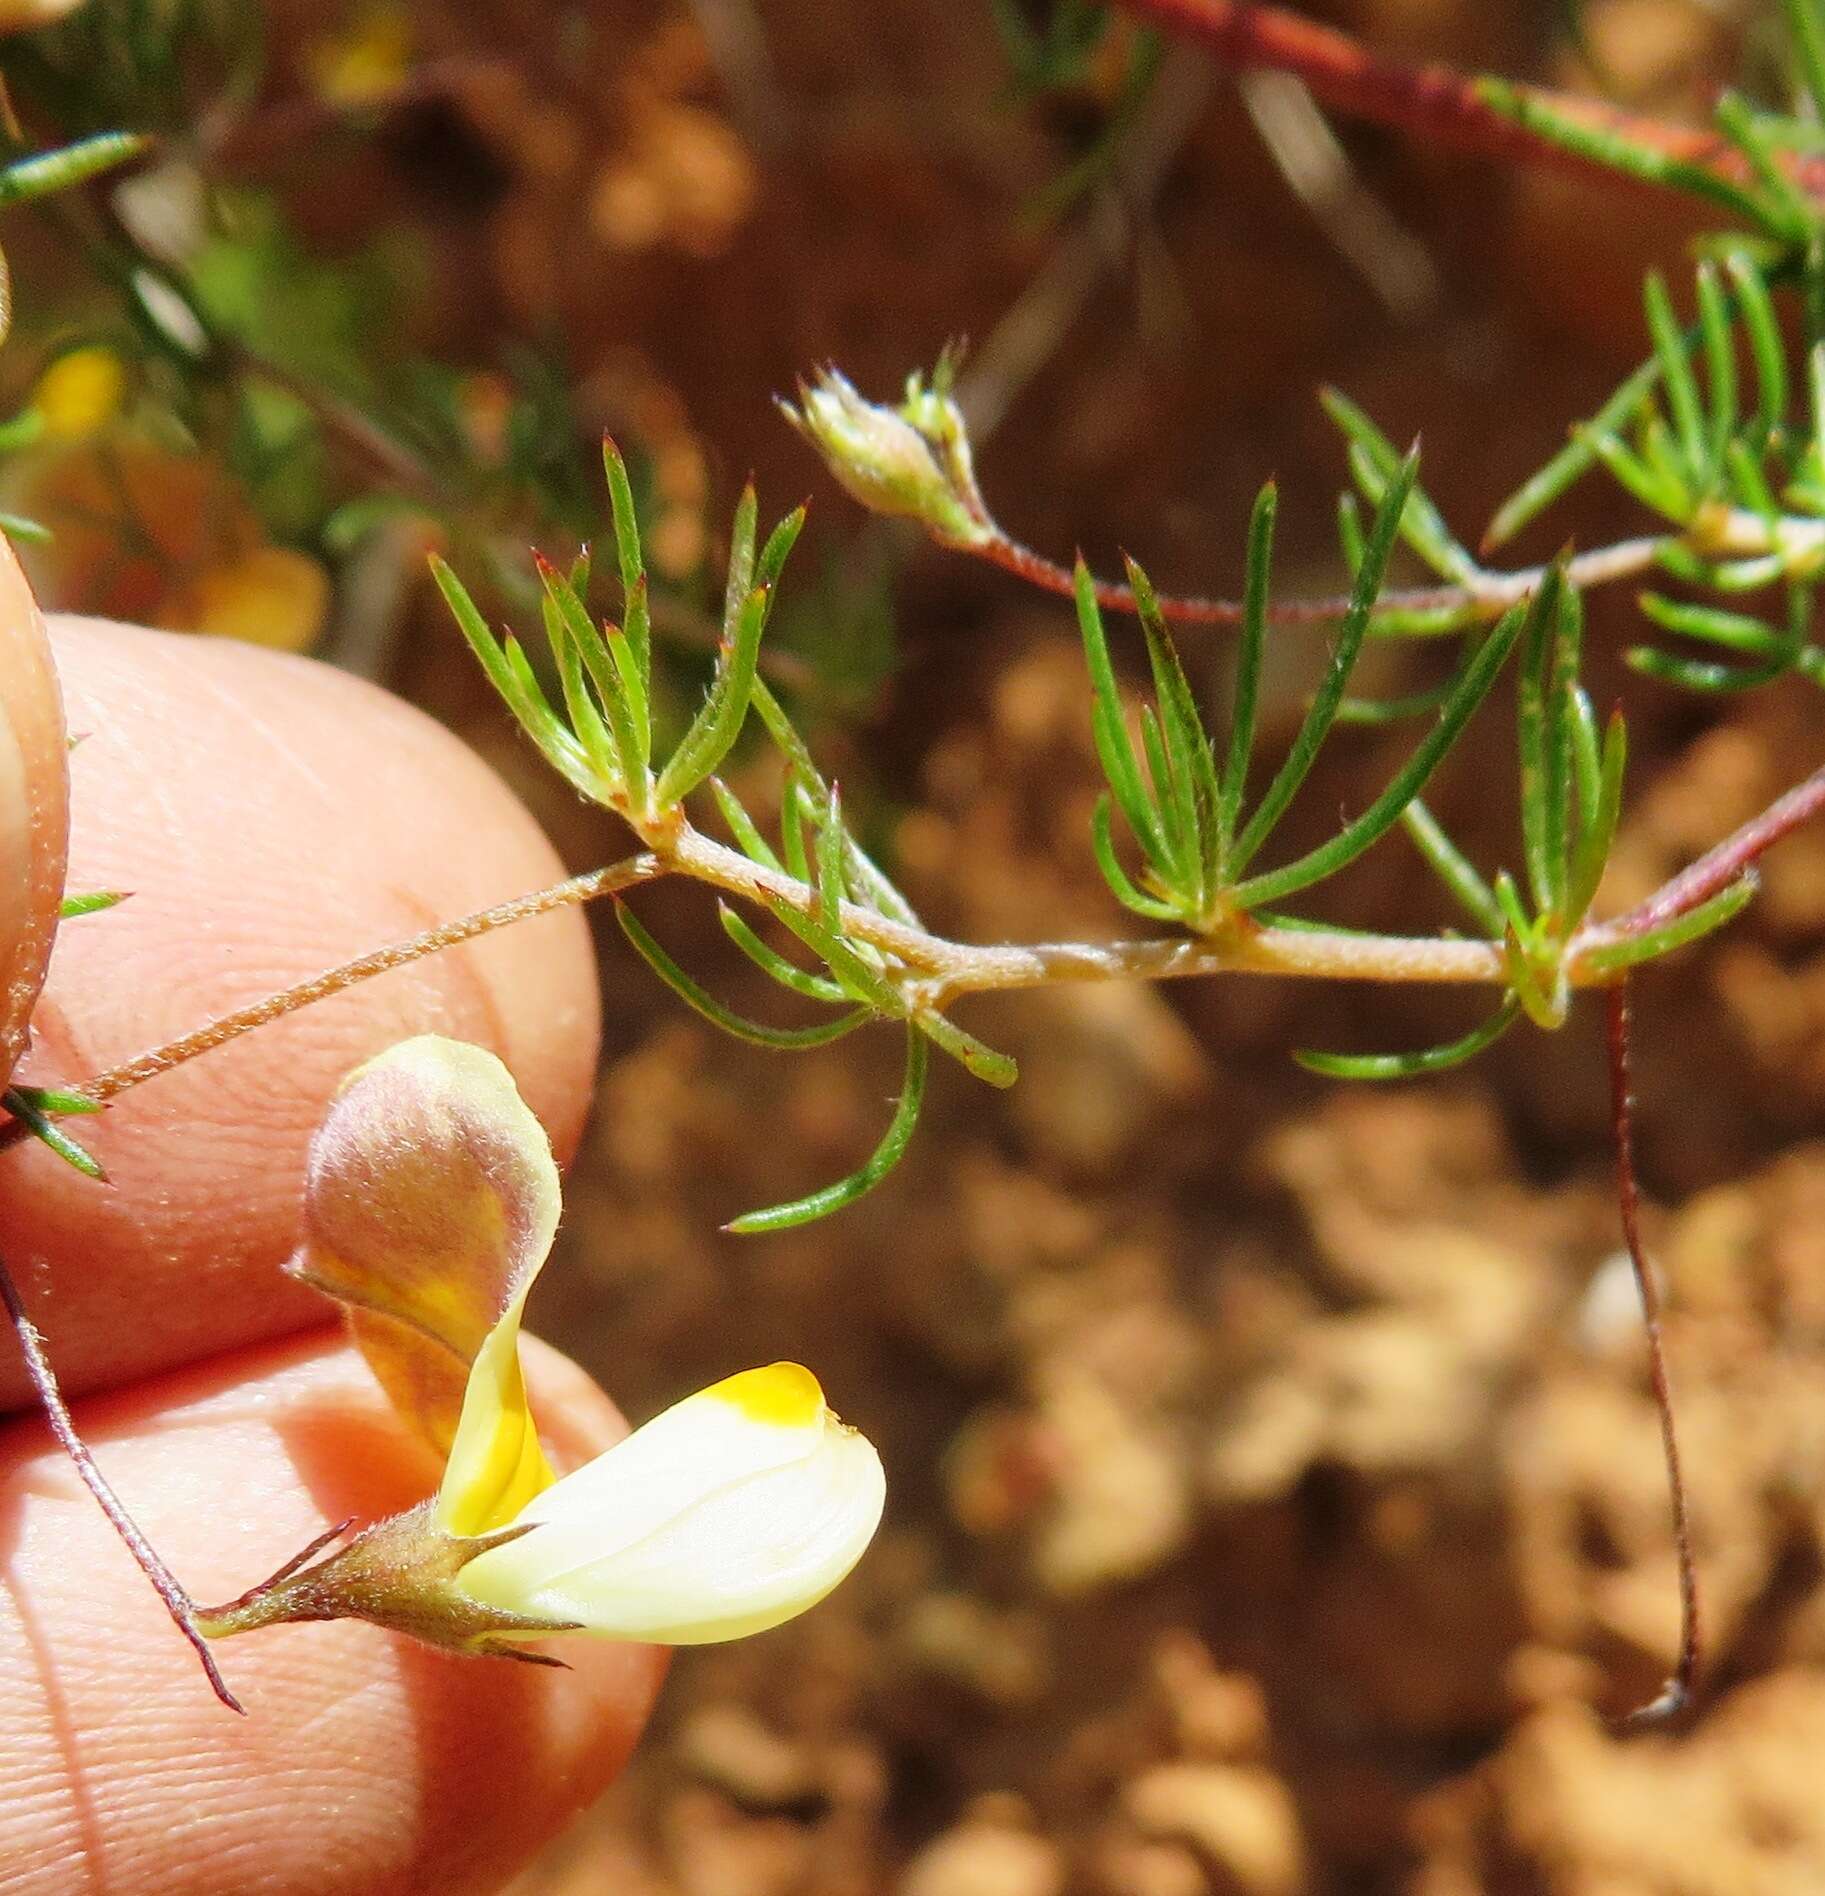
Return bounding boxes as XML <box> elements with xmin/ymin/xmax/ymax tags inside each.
<box><xmin>429</xmin><ymin>442</ymin><xmax>1024</xmax><ymax>1230</ymax></box>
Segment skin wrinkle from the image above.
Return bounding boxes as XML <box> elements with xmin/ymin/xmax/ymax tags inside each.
<box><xmin>178</xmin><ymin>654</ymin><xmax>340</xmax><ymax>811</ymax></box>
<box><xmin>1</xmin><ymin>1528</ymin><xmax>113</xmax><ymax>1896</ymax></box>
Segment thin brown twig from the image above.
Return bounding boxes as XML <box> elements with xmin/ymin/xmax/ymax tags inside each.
<box><xmin>0</xmin><ymin>858</ymin><xmax>661</xmax><ymax>1154</ymax></box>
<box><xmin>0</xmin><ymin>1247</ymin><xmax>244</xmax><ymax>1712</ymax></box>
<box><xmin>1111</xmin><ymin>0</ymin><xmax>1825</xmax><ymax>202</ymax></box>
<box><xmin>1604</xmin><ymin>980</ymin><xmax>1701</xmax><ymax>1725</ymax></box>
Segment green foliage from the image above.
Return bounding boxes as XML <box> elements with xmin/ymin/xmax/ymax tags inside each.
<box><xmin>725</xmin><ymin>1028</ymin><xmax>928</xmax><ymax>1233</ymax></box>
<box><xmin>1075</xmin><ymin>452</ymin><xmax>1528</xmax><ymax>934</ymax></box>
<box><xmin>58</xmin><ymin>889</ymin><xmax>128</xmax><ymax>918</ymax></box>
<box><xmin>0</xmin><ymin>0</ymin><xmax>259</xmax><ymax>136</ymax></box>
<box><xmin>989</xmin><ymin>0</ymin><xmax>1112</xmax><ymax>96</ymax></box>
<box><xmin>13</xmin><ymin>0</ymin><xmax>1822</xmax><ymax>1221</ymax></box>
<box><xmin>1</xmin><ymin>1084</ymin><xmax>104</xmax><ymax>1178</ymax></box>
<box><xmin>0</xmin><ymin>130</ymin><xmax>147</xmax><ymax>206</ymax></box>
<box><xmin>436</xmin><ymin>447</ymin><xmax>1022</xmax><ymax>1229</ymax></box>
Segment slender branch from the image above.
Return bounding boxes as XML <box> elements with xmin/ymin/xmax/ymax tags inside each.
<box><xmin>0</xmin><ymin>1247</ymin><xmax>244</xmax><ymax>1712</ymax></box>
<box><xmin>976</xmin><ymin>524</ymin><xmax>1668</xmax><ymax>627</ymax></box>
<box><xmin>1604</xmin><ymin>981</ymin><xmax>1701</xmax><ymax>1724</ymax></box>
<box><xmin>0</xmin><ymin>859</ymin><xmax>661</xmax><ymax>1148</ymax></box>
<box><xmin>1111</xmin><ymin>0</ymin><xmax>1825</xmax><ymax>203</ymax></box>
<box><xmin>13</xmin><ymin>747</ymin><xmax>1825</xmax><ymax>1135</ymax></box>
<box><xmin>1595</xmin><ymin>761</ymin><xmax>1825</xmax><ymax>942</ymax></box>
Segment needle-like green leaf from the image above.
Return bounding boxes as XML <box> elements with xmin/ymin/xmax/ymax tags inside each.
<box><xmin>1475</xmin><ymin>78</ymin><xmax>1779</xmax><ymax>232</ymax></box>
<box><xmin>1090</xmin><ymin>793</ymin><xmax>1182</xmax><ymax>921</ymax></box>
<box><xmin>1728</xmin><ymin>252</ymin><xmax>1788</xmax><ymax>452</ymax></box>
<box><xmin>1401</xmin><ymin>798</ymin><xmax>1505</xmax><ymax>936</ymax></box>
<box><xmin>2</xmin><ymin>1086</ymin><xmax>106</xmax><ymax>1179</ymax></box>
<box><xmin>1515</xmin><ymin>568</ymin><xmax>1567</xmax><ymax>917</ymax></box>
<box><xmin>915</xmin><ymin>1008</ymin><xmax>1018</xmax><ymax>1086</ymax></box>
<box><xmin>723</xmin><ymin>482</ymin><xmax>759</xmax><ymax>631</ymax></box>
<box><xmin>656</xmin><ymin>582</ymin><xmax>769</xmax><ymax>804</ymax></box>
<box><xmin>726</xmin><ymin>1026</ymin><xmax>927</xmax><ymax>1232</ymax></box>
<box><xmin>618</xmin><ymin>903</ymin><xmax>870</xmax><ymax>1049</ymax></box>
<box><xmin>1644</xmin><ymin>272</ymin><xmax>1707</xmax><ymax>484</ymax></box>
<box><xmin>1230</xmin><ymin>448</ymin><xmax>1418</xmax><ymax>876</ymax></box>
<box><xmin>602</xmin><ymin>437</ymin><xmax>651</xmax><ymax>683</ymax></box>
<box><xmin>1566</xmin><ymin>710</ymin><xmax>1627</xmax><ymax>923</ymax></box>
<box><xmin>1129</xmin><ymin>557</ymin><xmax>1220</xmax><ymax>910</ymax></box>
<box><xmin>1232</xmin><ymin>580</ymin><xmax>1529</xmax><ymax>908</ymax></box>
<box><xmin>709</xmin><ymin>777</ymin><xmax>784</xmax><ymax>871</ymax></box>
<box><xmin>1076</xmin><ymin>559</ymin><xmax>1170</xmax><ymax>874</ymax></box>
<box><xmin>1220</xmin><ymin>482</ymin><xmax>1275</xmax><ymax>852</ymax></box>
<box><xmin>1581</xmin><ymin>874</ymin><xmax>1758</xmax><ymax>972</ymax></box>
<box><xmin>1294</xmin><ymin>994</ymin><xmax>1522</xmax><ymax>1080</ymax></box>
<box><xmin>58</xmin><ymin>889</ymin><xmax>127</xmax><ymax>919</ymax></box>
<box><xmin>718</xmin><ymin>901</ymin><xmax>848</xmax><ymax>1002</ymax></box>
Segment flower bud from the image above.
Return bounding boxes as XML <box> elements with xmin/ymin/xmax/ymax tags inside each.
<box><xmin>781</xmin><ymin>363</ymin><xmax>989</xmax><ymax>548</ymax></box>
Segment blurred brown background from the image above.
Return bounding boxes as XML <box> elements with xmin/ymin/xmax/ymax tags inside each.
<box><xmin>15</xmin><ymin>0</ymin><xmax>1825</xmax><ymax>1888</ymax></box>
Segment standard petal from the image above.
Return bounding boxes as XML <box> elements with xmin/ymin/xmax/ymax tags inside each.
<box><xmin>287</xmin><ymin>1035</ymin><xmax>559</xmax><ymax>1529</ymax></box>
<box><xmin>456</xmin><ymin>1363</ymin><xmax>886</xmax><ymax>1643</ymax></box>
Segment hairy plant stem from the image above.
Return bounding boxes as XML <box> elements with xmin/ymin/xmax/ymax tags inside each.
<box><xmin>0</xmin><ymin>1247</ymin><xmax>244</xmax><ymax>1712</ymax></box>
<box><xmin>977</xmin><ymin>526</ymin><xmax>1669</xmax><ymax>628</ymax></box>
<box><xmin>0</xmin><ymin>860</ymin><xmax>659</xmax><ymax>1152</ymax></box>
<box><xmin>1110</xmin><ymin>0</ymin><xmax>1825</xmax><ymax>204</ymax></box>
<box><xmin>1605</xmin><ymin>981</ymin><xmax>1701</xmax><ymax>1725</ymax></box>
<box><xmin>10</xmin><ymin>755</ymin><xmax>1820</xmax><ymax>1134</ymax></box>
<box><xmin>1597</xmin><ymin>761</ymin><xmax>1825</xmax><ymax>942</ymax></box>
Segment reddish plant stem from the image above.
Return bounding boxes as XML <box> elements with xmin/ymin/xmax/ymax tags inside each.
<box><xmin>0</xmin><ymin>1248</ymin><xmax>244</xmax><ymax>1712</ymax></box>
<box><xmin>977</xmin><ymin>525</ymin><xmax>1665</xmax><ymax>626</ymax></box>
<box><xmin>983</xmin><ymin>531</ymin><xmax>1323</xmax><ymax>624</ymax></box>
<box><xmin>1112</xmin><ymin>0</ymin><xmax>1825</xmax><ymax>201</ymax></box>
<box><xmin>1604</xmin><ymin>981</ymin><xmax>1701</xmax><ymax>1725</ymax></box>
<box><xmin>1604</xmin><ymin>762</ymin><xmax>1825</xmax><ymax>940</ymax></box>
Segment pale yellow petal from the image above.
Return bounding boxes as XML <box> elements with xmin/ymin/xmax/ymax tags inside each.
<box><xmin>457</xmin><ymin>1363</ymin><xmax>886</xmax><ymax>1642</ymax></box>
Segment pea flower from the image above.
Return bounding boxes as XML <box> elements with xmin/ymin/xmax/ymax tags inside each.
<box><xmin>197</xmin><ymin>1036</ymin><xmax>885</xmax><ymax>1661</ymax></box>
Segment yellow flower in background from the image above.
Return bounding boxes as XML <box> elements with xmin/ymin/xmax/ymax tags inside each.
<box><xmin>306</xmin><ymin>3</ymin><xmax>413</xmax><ymax>108</ymax></box>
<box><xmin>160</xmin><ymin>544</ymin><xmax>332</xmax><ymax>652</ymax></box>
<box><xmin>199</xmin><ymin>1036</ymin><xmax>884</xmax><ymax>1661</ymax></box>
<box><xmin>32</xmin><ymin>346</ymin><xmax>125</xmax><ymax>441</ymax></box>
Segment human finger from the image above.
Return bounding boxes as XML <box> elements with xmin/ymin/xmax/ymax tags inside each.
<box><xmin>0</xmin><ymin>1327</ymin><xmax>664</xmax><ymax>1896</ymax></box>
<box><xmin>1</xmin><ymin>615</ymin><xmax>602</xmax><ymax>1406</ymax></box>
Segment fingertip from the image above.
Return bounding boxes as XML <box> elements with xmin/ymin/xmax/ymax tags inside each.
<box><xmin>1</xmin><ymin>617</ymin><xmax>604</xmax><ymax>1403</ymax></box>
<box><xmin>0</xmin><ymin>1331</ymin><xmax>664</xmax><ymax>1895</ymax></box>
